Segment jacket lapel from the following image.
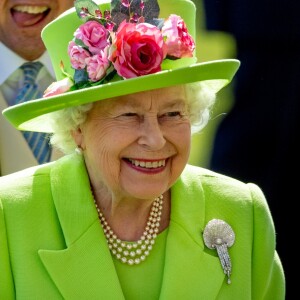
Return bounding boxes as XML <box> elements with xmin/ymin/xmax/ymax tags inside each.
<box><xmin>39</xmin><ymin>157</ymin><xmax>226</xmax><ymax>298</ymax></box>
<box><xmin>160</xmin><ymin>168</ymin><xmax>226</xmax><ymax>299</ymax></box>
<box><xmin>38</xmin><ymin>154</ymin><xmax>125</xmax><ymax>299</ymax></box>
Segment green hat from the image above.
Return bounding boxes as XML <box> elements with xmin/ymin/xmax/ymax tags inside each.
<box><xmin>2</xmin><ymin>0</ymin><xmax>240</xmax><ymax>133</ymax></box>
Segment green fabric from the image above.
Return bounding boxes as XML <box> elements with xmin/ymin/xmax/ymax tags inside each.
<box><xmin>0</xmin><ymin>153</ymin><xmax>285</xmax><ymax>299</ymax></box>
<box><xmin>113</xmin><ymin>229</ymin><xmax>168</xmax><ymax>300</ymax></box>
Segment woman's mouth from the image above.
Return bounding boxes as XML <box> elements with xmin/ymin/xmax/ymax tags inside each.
<box><xmin>127</xmin><ymin>158</ymin><xmax>166</xmax><ymax>168</ymax></box>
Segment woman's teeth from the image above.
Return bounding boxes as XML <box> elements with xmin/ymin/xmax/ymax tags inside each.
<box><xmin>129</xmin><ymin>159</ymin><xmax>166</xmax><ymax>168</ymax></box>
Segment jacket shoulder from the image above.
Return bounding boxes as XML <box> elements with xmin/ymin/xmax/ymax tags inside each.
<box><xmin>182</xmin><ymin>164</ymin><xmax>253</xmax><ymax>193</ymax></box>
<box><xmin>0</xmin><ymin>163</ymin><xmax>53</xmax><ymax>203</ymax></box>
<box><xmin>180</xmin><ymin>164</ymin><xmax>268</xmax><ymax>211</ymax></box>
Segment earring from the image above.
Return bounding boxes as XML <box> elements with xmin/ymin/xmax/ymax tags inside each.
<box><xmin>75</xmin><ymin>146</ymin><xmax>83</xmax><ymax>155</ymax></box>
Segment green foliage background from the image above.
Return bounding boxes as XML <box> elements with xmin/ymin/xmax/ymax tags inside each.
<box><xmin>188</xmin><ymin>0</ymin><xmax>237</xmax><ymax>167</ymax></box>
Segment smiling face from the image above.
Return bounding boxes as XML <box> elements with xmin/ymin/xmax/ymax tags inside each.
<box><xmin>72</xmin><ymin>85</ymin><xmax>192</xmax><ymax>201</ymax></box>
<box><xmin>0</xmin><ymin>0</ymin><xmax>74</xmax><ymax>60</ymax></box>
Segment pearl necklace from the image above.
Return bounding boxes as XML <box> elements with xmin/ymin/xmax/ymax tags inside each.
<box><xmin>94</xmin><ymin>195</ymin><xmax>164</xmax><ymax>265</ymax></box>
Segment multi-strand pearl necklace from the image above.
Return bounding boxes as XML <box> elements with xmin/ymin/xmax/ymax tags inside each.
<box><xmin>94</xmin><ymin>194</ymin><xmax>164</xmax><ymax>265</ymax></box>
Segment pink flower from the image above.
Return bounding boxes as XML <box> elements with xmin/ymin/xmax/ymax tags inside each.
<box><xmin>68</xmin><ymin>41</ymin><xmax>91</xmax><ymax>69</ymax></box>
<box><xmin>162</xmin><ymin>14</ymin><xmax>195</xmax><ymax>58</ymax></box>
<box><xmin>43</xmin><ymin>77</ymin><xmax>74</xmax><ymax>98</ymax></box>
<box><xmin>109</xmin><ymin>21</ymin><xmax>167</xmax><ymax>78</ymax></box>
<box><xmin>74</xmin><ymin>20</ymin><xmax>110</xmax><ymax>55</ymax></box>
<box><xmin>85</xmin><ymin>48</ymin><xmax>110</xmax><ymax>82</ymax></box>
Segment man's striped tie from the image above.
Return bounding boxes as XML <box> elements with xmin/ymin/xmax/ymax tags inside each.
<box><xmin>15</xmin><ymin>62</ymin><xmax>51</xmax><ymax>164</ymax></box>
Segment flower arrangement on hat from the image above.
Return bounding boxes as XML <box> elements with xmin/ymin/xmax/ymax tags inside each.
<box><xmin>44</xmin><ymin>0</ymin><xmax>195</xmax><ymax>97</ymax></box>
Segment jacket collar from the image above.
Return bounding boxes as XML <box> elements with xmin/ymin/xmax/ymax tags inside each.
<box><xmin>39</xmin><ymin>155</ymin><xmax>225</xmax><ymax>299</ymax></box>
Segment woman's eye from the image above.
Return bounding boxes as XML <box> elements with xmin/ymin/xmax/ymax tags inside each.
<box><xmin>122</xmin><ymin>112</ymin><xmax>137</xmax><ymax>117</ymax></box>
<box><xmin>118</xmin><ymin>112</ymin><xmax>139</xmax><ymax>118</ymax></box>
<box><xmin>162</xmin><ymin>111</ymin><xmax>182</xmax><ymax>118</ymax></box>
<box><xmin>116</xmin><ymin>112</ymin><xmax>141</xmax><ymax>122</ymax></box>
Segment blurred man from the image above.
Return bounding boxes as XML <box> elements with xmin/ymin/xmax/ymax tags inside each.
<box><xmin>0</xmin><ymin>0</ymin><xmax>74</xmax><ymax>175</ymax></box>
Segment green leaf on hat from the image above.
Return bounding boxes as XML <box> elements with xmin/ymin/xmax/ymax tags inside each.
<box><xmin>74</xmin><ymin>0</ymin><xmax>102</xmax><ymax>22</ymax></box>
<box><xmin>111</xmin><ymin>0</ymin><xmax>160</xmax><ymax>28</ymax></box>
<box><xmin>74</xmin><ymin>69</ymin><xmax>89</xmax><ymax>86</ymax></box>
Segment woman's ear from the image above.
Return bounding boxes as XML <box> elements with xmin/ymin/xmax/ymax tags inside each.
<box><xmin>71</xmin><ymin>127</ymin><xmax>84</xmax><ymax>150</ymax></box>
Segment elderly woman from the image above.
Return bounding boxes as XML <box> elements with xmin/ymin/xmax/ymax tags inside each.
<box><xmin>0</xmin><ymin>0</ymin><xmax>285</xmax><ymax>299</ymax></box>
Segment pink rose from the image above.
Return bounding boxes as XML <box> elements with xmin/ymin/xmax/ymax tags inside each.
<box><xmin>43</xmin><ymin>77</ymin><xmax>74</xmax><ymax>98</ymax></box>
<box><xmin>109</xmin><ymin>21</ymin><xmax>167</xmax><ymax>78</ymax></box>
<box><xmin>68</xmin><ymin>41</ymin><xmax>91</xmax><ymax>69</ymax></box>
<box><xmin>162</xmin><ymin>14</ymin><xmax>195</xmax><ymax>58</ymax></box>
<box><xmin>85</xmin><ymin>48</ymin><xmax>110</xmax><ymax>82</ymax></box>
<box><xmin>74</xmin><ymin>20</ymin><xmax>110</xmax><ymax>55</ymax></box>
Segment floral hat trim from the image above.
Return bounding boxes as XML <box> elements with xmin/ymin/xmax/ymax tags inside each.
<box><xmin>44</xmin><ymin>0</ymin><xmax>195</xmax><ymax>97</ymax></box>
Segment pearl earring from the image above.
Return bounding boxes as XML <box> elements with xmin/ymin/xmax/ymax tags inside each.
<box><xmin>75</xmin><ymin>146</ymin><xmax>83</xmax><ymax>155</ymax></box>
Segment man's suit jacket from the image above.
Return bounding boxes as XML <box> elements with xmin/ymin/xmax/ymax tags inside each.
<box><xmin>0</xmin><ymin>153</ymin><xmax>285</xmax><ymax>299</ymax></box>
<box><xmin>0</xmin><ymin>92</ymin><xmax>61</xmax><ymax>176</ymax></box>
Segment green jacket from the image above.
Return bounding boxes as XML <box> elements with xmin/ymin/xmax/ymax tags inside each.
<box><xmin>0</xmin><ymin>153</ymin><xmax>285</xmax><ymax>299</ymax></box>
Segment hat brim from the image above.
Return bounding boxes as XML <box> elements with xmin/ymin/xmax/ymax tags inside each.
<box><xmin>2</xmin><ymin>59</ymin><xmax>240</xmax><ymax>133</ymax></box>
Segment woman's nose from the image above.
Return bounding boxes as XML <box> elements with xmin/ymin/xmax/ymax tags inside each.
<box><xmin>138</xmin><ymin>116</ymin><xmax>166</xmax><ymax>149</ymax></box>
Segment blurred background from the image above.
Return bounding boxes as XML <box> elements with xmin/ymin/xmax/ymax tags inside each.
<box><xmin>188</xmin><ymin>0</ymin><xmax>236</xmax><ymax>167</ymax></box>
<box><xmin>190</xmin><ymin>0</ymin><xmax>297</xmax><ymax>298</ymax></box>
